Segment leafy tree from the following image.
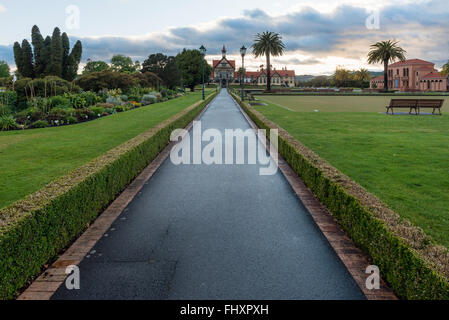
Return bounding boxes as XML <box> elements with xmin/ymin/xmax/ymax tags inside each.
<box><xmin>252</xmin><ymin>31</ymin><xmax>285</xmax><ymax>91</ymax></box>
<box><xmin>83</xmin><ymin>60</ymin><xmax>110</xmax><ymax>74</ymax></box>
<box><xmin>48</xmin><ymin>27</ymin><xmax>63</xmax><ymax>77</ymax></box>
<box><xmin>162</xmin><ymin>57</ymin><xmax>181</xmax><ymax>89</ymax></box>
<box><xmin>175</xmin><ymin>49</ymin><xmax>211</xmax><ymax>92</ymax></box>
<box><xmin>442</xmin><ymin>61</ymin><xmax>449</xmax><ymax>76</ymax></box>
<box><xmin>333</xmin><ymin>67</ymin><xmax>353</xmax><ymax>87</ymax></box>
<box><xmin>141</xmin><ymin>53</ymin><xmax>181</xmax><ymax>89</ymax></box>
<box><xmin>354</xmin><ymin>68</ymin><xmax>371</xmax><ymax>82</ymax></box>
<box><xmin>31</xmin><ymin>25</ymin><xmax>46</xmax><ymax>77</ymax></box>
<box><xmin>111</xmin><ymin>55</ymin><xmax>138</xmax><ymax>73</ymax></box>
<box><xmin>76</xmin><ymin>70</ymin><xmax>138</xmax><ymax>92</ymax></box>
<box><xmin>141</xmin><ymin>53</ymin><xmax>168</xmax><ymax>75</ymax></box>
<box><xmin>0</xmin><ymin>61</ymin><xmax>10</xmax><ymax>78</ymax></box>
<box><xmin>367</xmin><ymin>40</ymin><xmax>406</xmax><ymax>92</ymax></box>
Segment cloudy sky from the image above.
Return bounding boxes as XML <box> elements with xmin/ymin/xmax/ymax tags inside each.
<box><xmin>0</xmin><ymin>0</ymin><xmax>448</xmax><ymax>75</ymax></box>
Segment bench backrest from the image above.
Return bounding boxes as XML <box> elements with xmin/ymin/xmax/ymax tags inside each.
<box><xmin>417</xmin><ymin>99</ymin><xmax>444</xmax><ymax>108</ymax></box>
<box><xmin>389</xmin><ymin>99</ymin><xmax>418</xmax><ymax>107</ymax></box>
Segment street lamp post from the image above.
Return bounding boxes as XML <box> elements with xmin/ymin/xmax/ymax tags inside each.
<box><xmin>199</xmin><ymin>45</ymin><xmax>207</xmax><ymax>100</ymax></box>
<box><xmin>240</xmin><ymin>45</ymin><xmax>247</xmax><ymax>101</ymax></box>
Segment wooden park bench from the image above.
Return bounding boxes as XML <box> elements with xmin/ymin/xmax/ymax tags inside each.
<box><xmin>386</xmin><ymin>99</ymin><xmax>444</xmax><ymax>115</ymax></box>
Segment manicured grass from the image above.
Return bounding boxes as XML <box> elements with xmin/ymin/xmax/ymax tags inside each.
<box><xmin>259</xmin><ymin>95</ymin><xmax>449</xmax><ymax>113</ymax></box>
<box><xmin>256</xmin><ymin>95</ymin><xmax>449</xmax><ymax>248</ymax></box>
<box><xmin>0</xmin><ymin>91</ymin><xmax>209</xmax><ymax>209</ymax></box>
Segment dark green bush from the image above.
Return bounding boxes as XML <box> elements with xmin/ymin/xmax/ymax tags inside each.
<box><xmin>0</xmin><ymin>91</ymin><xmax>17</xmax><ymax>113</ymax></box>
<box><xmin>64</xmin><ymin>116</ymin><xmax>78</xmax><ymax>125</ymax></box>
<box><xmin>49</xmin><ymin>95</ymin><xmax>71</xmax><ymax>109</ymax></box>
<box><xmin>89</xmin><ymin>106</ymin><xmax>105</xmax><ymax>116</ymax></box>
<box><xmin>0</xmin><ymin>92</ymin><xmax>217</xmax><ymax>299</ymax></box>
<box><xmin>0</xmin><ymin>115</ymin><xmax>18</xmax><ymax>131</ymax></box>
<box><xmin>230</xmin><ymin>91</ymin><xmax>449</xmax><ymax>300</ymax></box>
<box><xmin>30</xmin><ymin>120</ymin><xmax>49</xmax><ymax>129</ymax></box>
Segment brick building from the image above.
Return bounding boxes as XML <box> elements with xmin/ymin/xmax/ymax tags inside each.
<box><xmin>370</xmin><ymin>59</ymin><xmax>448</xmax><ymax>92</ymax></box>
<box><xmin>211</xmin><ymin>46</ymin><xmax>296</xmax><ymax>87</ymax></box>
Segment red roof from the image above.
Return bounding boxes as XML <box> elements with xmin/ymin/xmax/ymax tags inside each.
<box><xmin>276</xmin><ymin>69</ymin><xmax>295</xmax><ymax>77</ymax></box>
<box><xmin>212</xmin><ymin>58</ymin><xmax>236</xmax><ymax>70</ymax></box>
<box><xmin>371</xmin><ymin>76</ymin><xmax>384</xmax><ymax>81</ymax></box>
<box><xmin>259</xmin><ymin>69</ymin><xmax>295</xmax><ymax>77</ymax></box>
<box><xmin>389</xmin><ymin>59</ymin><xmax>435</xmax><ymax>67</ymax></box>
<box><xmin>421</xmin><ymin>72</ymin><xmax>446</xmax><ymax>79</ymax></box>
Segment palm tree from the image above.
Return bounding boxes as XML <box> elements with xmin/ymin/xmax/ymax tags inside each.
<box><xmin>367</xmin><ymin>40</ymin><xmax>406</xmax><ymax>92</ymax></box>
<box><xmin>252</xmin><ymin>31</ymin><xmax>285</xmax><ymax>91</ymax></box>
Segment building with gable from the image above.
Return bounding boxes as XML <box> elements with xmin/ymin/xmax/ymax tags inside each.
<box><xmin>211</xmin><ymin>46</ymin><xmax>236</xmax><ymax>87</ymax></box>
<box><xmin>211</xmin><ymin>46</ymin><xmax>296</xmax><ymax>87</ymax></box>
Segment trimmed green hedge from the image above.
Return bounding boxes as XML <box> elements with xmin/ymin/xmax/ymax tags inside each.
<box><xmin>0</xmin><ymin>92</ymin><xmax>217</xmax><ymax>299</ymax></box>
<box><xmin>230</xmin><ymin>91</ymin><xmax>449</xmax><ymax>300</ymax></box>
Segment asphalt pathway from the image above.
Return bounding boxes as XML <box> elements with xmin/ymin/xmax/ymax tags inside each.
<box><xmin>53</xmin><ymin>90</ymin><xmax>365</xmax><ymax>300</ymax></box>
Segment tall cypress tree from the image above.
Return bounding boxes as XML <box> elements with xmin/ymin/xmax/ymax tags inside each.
<box><xmin>31</xmin><ymin>25</ymin><xmax>45</xmax><ymax>78</ymax></box>
<box><xmin>13</xmin><ymin>42</ymin><xmax>23</xmax><ymax>76</ymax></box>
<box><xmin>42</xmin><ymin>36</ymin><xmax>52</xmax><ymax>76</ymax></box>
<box><xmin>21</xmin><ymin>40</ymin><xmax>34</xmax><ymax>78</ymax></box>
<box><xmin>65</xmin><ymin>40</ymin><xmax>82</xmax><ymax>81</ymax></box>
<box><xmin>61</xmin><ymin>32</ymin><xmax>70</xmax><ymax>80</ymax></box>
<box><xmin>48</xmin><ymin>27</ymin><xmax>63</xmax><ymax>77</ymax></box>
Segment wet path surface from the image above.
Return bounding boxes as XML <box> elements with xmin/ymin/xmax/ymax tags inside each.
<box><xmin>53</xmin><ymin>90</ymin><xmax>365</xmax><ymax>300</ymax></box>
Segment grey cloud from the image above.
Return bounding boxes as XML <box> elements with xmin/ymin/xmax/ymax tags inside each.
<box><xmin>1</xmin><ymin>0</ymin><xmax>449</xmax><ymax>67</ymax></box>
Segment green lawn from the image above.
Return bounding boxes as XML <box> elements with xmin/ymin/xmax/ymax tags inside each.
<box><xmin>256</xmin><ymin>95</ymin><xmax>449</xmax><ymax>248</ymax></box>
<box><xmin>259</xmin><ymin>95</ymin><xmax>449</xmax><ymax>113</ymax></box>
<box><xmin>0</xmin><ymin>91</ymin><xmax>208</xmax><ymax>209</ymax></box>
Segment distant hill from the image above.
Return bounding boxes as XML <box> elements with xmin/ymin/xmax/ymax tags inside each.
<box><xmin>369</xmin><ymin>71</ymin><xmax>384</xmax><ymax>78</ymax></box>
<box><xmin>295</xmin><ymin>75</ymin><xmax>316</xmax><ymax>82</ymax></box>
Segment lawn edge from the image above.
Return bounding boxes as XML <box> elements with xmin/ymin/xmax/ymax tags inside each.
<box><xmin>0</xmin><ymin>92</ymin><xmax>218</xmax><ymax>300</ymax></box>
<box><xmin>230</xmin><ymin>90</ymin><xmax>449</xmax><ymax>300</ymax></box>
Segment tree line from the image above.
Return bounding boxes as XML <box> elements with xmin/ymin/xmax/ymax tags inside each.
<box><xmin>13</xmin><ymin>26</ymin><xmax>82</xmax><ymax>81</ymax></box>
<box><xmin>82</xmin><ymin>49</ymin><xmax>212</xmax><ymax>91</ymax></box>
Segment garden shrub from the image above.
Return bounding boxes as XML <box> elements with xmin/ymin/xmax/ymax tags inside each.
<box><xmin>74</xmin><ymin>108</ymin><xmax>94</xmax><ymax>121</ymax></box>
<box><xmin>103</xmin><ymin>108</ymin><xmax>115</xmax><ymax>115</ymax></box>
<box><xmin>64</xmin><ymin>116</ymin><xmax>78</xmax><ymax>125</ymax></box>
<box><xmin>230</xmin><ymin>91</ymin><xmax>449</xmax><ymax>300</ymax></box>
<box><xmin>0</xmin><ymin>91</ymin><xmax>17</xmax><ymax>113</ymax></box>
<box><xmin>81</xmin><ymin>91</ymin><xmax>103</xmax><ymax>106</ymax></box>
<box><xmin>15</xmin><ymin>77</ymin><xmax>81</xmax><ymax>103</ymax></box>
<box><xmin>49</xmin><ymin>96</ymin><xmax>71</xmax><ymax>109</ymax></box>
<box><xmin>106</xmin><ymin>96</ymin><xmax>122</xmax><ymax>106</ymax></box>
<box><xmin>141</xmin><ymin>94</ymin><xmax>157</xmax><ymax>105</ymax></box>
<box><xmin>76</xmin><ymin>70</ymin><xmax>139</xmax><ymax>92</ymax></box>
<box><xmin>63</xmin><ymin>93</ymin><xmax>87</xmax><ymax>109</ymax></box>
<box><xmin>0</xmin><ymin>115</ymin><xmax>18</xmax><ymax>131</ymax></box>
<box><xmin>90</xmin><ymin>106</ymin><xmax>105</xmax><ymax>117</ymax></box>
<box><xmin>30</xmin><ymin>120</ymin><xmax>49</xmax><ymax>129</ymax></box>
<box><xmin>0</xmin><ymin>92</ymin><xmax>217</xmax><ymax>299</ymax></box>
<box><xmin>27</xmin><ymin>97</ymin><xmax>52</xmax><ymax>114</ymax></box>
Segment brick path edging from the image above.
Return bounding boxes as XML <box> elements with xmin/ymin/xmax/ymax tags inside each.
<box><xmin>17</xmin><ymin>97</ymin><xmax>216</xmax><ymax>300</ymax></box>
<box><xmin>231</xmin><ymin>94</ymin><xmax>398</xmax><ymax>300</ymax></box>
